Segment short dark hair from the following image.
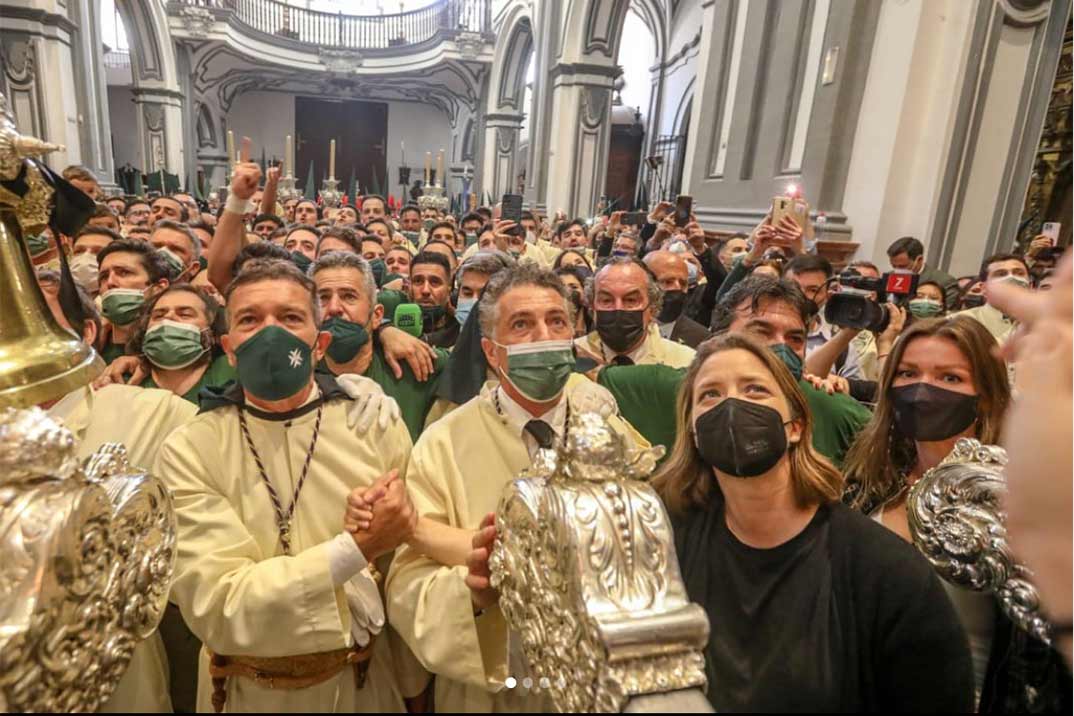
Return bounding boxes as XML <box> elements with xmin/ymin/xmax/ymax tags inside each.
<box><xmin>294</xmin><ymin>199</ymin><xmax>321</xmax><ymax>220</ymax></box>
<box><xmin>711</xmin><ymin>275</ymin><xmax>812</xmax><ymax>334</ymax></box>
<box><xmin>429</xmin><ymin>221</ymin><xmax>458</xmax><ymax>238</ymax></box>
<box><xmin>521</xmin><ymin>210</ymin><xmax>536</xmax><ymax>223</ymax></box>
<box><xmin>126</xmin><ymin>200</ymin><xmax>150</xmax><ymax>214</ymax></box>
<box><xmin>233</xmin><ymin>241</ymin><xmax>291</xmax><ymax>275</ymax></box>
<box><xmin>886</xmin><ymin>236</ymin><xmax>924</xmax><ymax>260</ymax></box>
<box><xmin>318</xmin><ymin>226</ymin><xmax>361</xmax><ymax>254</ymax></box>
<box><xmin>400</xmin><ymin>204</ymin><xmax>421</xmax><ymax>219</ymax></box>
<box><xmin>475</xmin><ymin>206</ymin><xmax>493</xmax><ymax>221</ymax></box>
<box><xmin>360</xmin><ymin>236</ymin><xmax>384</xmax><ymax>250</ymax></box>
<box><xmin>552</xmin><ymin>248</ymin><xmax>593</xmax><ymax>271</ymax></box>
<box><xmin>92</xmin><ymin>203</ymin><xmax>117</xmax><ymax>220</ymax></box>
<box><xmin>556</xmin><ymin>219</ymin><xmax>587</xmax><ymax>238</ymax></box>
<box><xmin>151</xmin><ymin>219</ymin><xmax>202</xmax><ymax>260</ymax></box>
<box><xmin>411</xmin><ymin>250</ymin><xmax>452</xmax><ymax>278</ymax></box>
<box><xmin>75</xmin><ymin>225</ymin><xmax>123</xmax><ymax>244</ymax></box>
<box><xmin>365</xmin><ymin>218</ymin><xmax>392</xmax><ymax>235</ymax></box>
<box><xmin>979</xmin><ymin>252</ymin><xmax>1029</xmax><ymax>282</ymax></box>
<box><xmin>225</xmin><ymin>258</ymin><xmax>318</xmax><ymax>322</ymax></box>
<box><xmin>152</xmin><ymin>195</ymin><xmax>190</xmax><ymax>223</ymax></box>
<box><xmin>784</xmin><ymin>254</ymin><xmax>833</xmax><ymax>279</ymax></box>
<box><xmin>97</xmin><ymin>238</ymin><xmax>171</xmax><ymax>284</ymax></box>
<box><xmin>361</xmin><ymin>195</ymin><xmax>387</xmax><ymax>211</ymax></box>
<box><xmin>62</xmin><ymin>165</ymin><xmax>97</xmax><ymax>183</ymax></box>
<box><xmin>917</xmin><ymin>280</ymin><xmax>947</xmax><ymax>305</ymax></box>
<box><xmin>461</xmin><ymin>212</ymin><xmax>484</xmax><ymax>227</ymax></box>
<box><xmin>188</xmin><ymin>220</ymin><xmax>215</xmax><ymax>240</ymax></box>
<box><xmin>127</xmin><ymin>284</ymin><xmax>225</xmax><ymax>357</ymax></box>
<box><xmin>285</xmin><ymin>224</ymin><xmax>322</xmax><ymax>241</ymax></box>
<box><xmin>253</xmin><ymin>213</ymin><xmax>284</xmax><ymax>229</ymax></box>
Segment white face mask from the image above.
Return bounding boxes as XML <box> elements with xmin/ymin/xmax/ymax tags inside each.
<box><xmin>70</xmin><ymin>252</ymin><xmax>100</xmax><ymax>294</ymax></box>
<box><xmin>525</xmin><ymin>230</ymin><xmax>537</xmax><ymax>245</ymax></box>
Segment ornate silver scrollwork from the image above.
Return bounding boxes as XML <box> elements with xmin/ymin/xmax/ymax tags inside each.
<box><xmin>489</xmin><ymin>412</ymin><xmax>710</xmax><ymax>713</ymax></box>
<box><xmin>0</xmin><ymin>408</ymin><xmax>177</xmax><ymax>711</ymax></box>
<box><xmin>907</xmin><ymin>438</ymin><xmax>1051</xmax><ymax>644</ymax></box>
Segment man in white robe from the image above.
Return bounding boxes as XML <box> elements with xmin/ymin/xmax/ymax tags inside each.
<box><xmin>387</xmin><ymin>263</ymin><xmax>646</xmax><ymax>712</ymax></box>
<box><xmin>156</xmin><ymin>258</ymin><xmax>419</xmax><ymax>712</ymax></box>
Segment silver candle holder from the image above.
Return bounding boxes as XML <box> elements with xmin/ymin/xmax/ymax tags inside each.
<box><xmin>319</xmin><ymin>177</ymin><xmax>342</xmax><ymax>208</ymax></box>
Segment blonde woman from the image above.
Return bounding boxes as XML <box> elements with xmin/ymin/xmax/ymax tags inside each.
<box><xmin>653</xmin><ymin>333</ymin><xmax>973</xmax><ymax>712</ymax></box>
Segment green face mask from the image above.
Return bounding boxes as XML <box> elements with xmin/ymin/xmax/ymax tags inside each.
<box><xmin>322</xmin><ymin>316</ymin><xmax>370</xmax><ymax>364</ymax></box>
<box><xmin>908</xmin><ymin>299</ymin><xmax>944</xmax><ymax>319</ymax></box>
<box><xmin>233</xmin><ymin>324</ymin><xmax>315</xmax><ymax>401</ymax></box>
<box><xmin>770</xmin><ymin>343</ymin><xmax>803</xmax><ymax>382</ymax></box>
<box><xmin>464</xmin><ymin>232</ymin><xmax>479</xmax><ymax>247</ymax></box>
<box><xmin>199</xmin><ymin>255</ymin><xmax>209</xmax><ymax>270</ymax></box>
<box><xmin>402</xmin><ymin>231</ymin><xmax>420</xmax><ymax>246</ymax></box>
<box><xmin>101</xmin><ymin>288</ymin><xmax>146</xmax><ymax>326</ymax></box>
<box><xmin>143</xmin><ymin>319</ymin><xmax>207</xmax><ymax>369</ymax></box>
<box><xmin>369</xmin><ymin>258</ymin><xmax>387</xmax><ymax>287</ymax></box>
<box><xmin>26</xmin><ymin>233</ymin><xmax>51</xmax><ymax>257</ymax></box>
<box><xmin>157</xmin><ymin>247</ymin><xmax>185</xmax><ymax>278</ymax></box>
<box><xmin>290</xmin><ymin>251</ymin><xmax>312</xmax><ymax>273</ymax></box>
<box><xmin>422</xmin><ymin>220</ymin><xmax>435</xmax><ymax>232</ymax></box>
<box><xmin>496</xmin><ymin>339</ymin><xmax>576</xmax><ymax>402</ymax></box>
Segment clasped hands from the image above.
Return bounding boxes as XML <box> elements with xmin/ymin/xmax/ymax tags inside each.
<box><xmin>343</xmin><ymin>470</ymin><xmax>417</xmax><ymax>562</ymax></box>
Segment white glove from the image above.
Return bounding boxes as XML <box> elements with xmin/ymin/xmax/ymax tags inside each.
<box><xmin>343</xmin><ymin>572</ymin><xmax>386</xmax><ymax>648</ymax></box>
<box><xmin>568</xmin><ymin>379</ymin><xmax>618</xmax><ymax>418</ymax></box>
<box><xmin>336</xmin><ymin>373</ymin><xmax>401</xmax><ymax>432</ymax></box>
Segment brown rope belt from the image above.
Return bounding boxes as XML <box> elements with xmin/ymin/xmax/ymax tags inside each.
<box><xmin>208</xmin><ymin>638</ymin><xmax>376</xmax><ymax>713</ymax></box>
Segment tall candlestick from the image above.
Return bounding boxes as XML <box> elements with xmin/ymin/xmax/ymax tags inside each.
<box><xmin>329</xmin><ymin>139</ymin><xmax>336</xmax><ymax>180</ymax></box>
<box><xmin>437</xmin><ymin>149</ymin><xmax>444</xmax><ymax>187</ymax></box>
<box><xmin>285</xmin><ymin>134</ymin><xmax>293</xmax><ymax>176</ymax></box>
<box><xmin>226</xmin><ymin>131</ymin><xmax>235</xmax><ymax>173</ymax></box>
<box><xmin>425</xmin><ymin>152</ymin><xmax>431</xmax><ymax>185</ymax></box>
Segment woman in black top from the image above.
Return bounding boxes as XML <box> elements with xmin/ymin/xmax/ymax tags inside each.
<box><xmin>652</xmin><ymin>333</ymin><xmax>974</xmax><ymax>712</ymax></box>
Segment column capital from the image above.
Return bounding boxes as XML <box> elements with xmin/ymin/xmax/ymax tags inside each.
<box><xmin>484</xmin><ymin>111</ymin><xmax>526</xmax><ymax>125</ymax></box>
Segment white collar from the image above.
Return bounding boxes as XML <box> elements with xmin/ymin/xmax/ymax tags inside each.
<box><xmin>494</xmin><ymin>384</ymin><xmax>568</xmax><ymax>441</ymax></box>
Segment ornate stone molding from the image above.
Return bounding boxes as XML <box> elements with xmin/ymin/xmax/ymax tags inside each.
<box><xmin>455</xmin><ymin>30</ymin><xmax>486</xmax><ymax>60</ymax></box>
<box><xmin>489</xmin><ymin>412</ymin><xmax>709</xmax><ymax>713</ymax></box>
<box><xmin>318</xmin><ymin>47</ymin><xmax>364</xmax><ymax>74</ymax></box>
<box><xmin>179</xmin><ymin>5</ymin><xmax>215</xmax><ymax>39</ymax></box>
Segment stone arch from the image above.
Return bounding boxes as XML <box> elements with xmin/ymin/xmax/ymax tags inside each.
<box><xmin>113</xmin><ymin>0</ymin><xmax>179</xmax><ymax>89</ymax></box>
<box><xmin>480</xmin><ymin>1</ymin><xmax>535</xmax><ymax>198</ymax></box>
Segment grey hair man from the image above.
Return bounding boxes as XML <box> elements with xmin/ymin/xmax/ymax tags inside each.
<box><xmin>577</xmin><ymin>255</ymin><xmax>696</xmax><ymax>367</ymax></box>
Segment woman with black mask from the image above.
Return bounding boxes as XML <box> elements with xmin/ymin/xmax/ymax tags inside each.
<box><xmin>844</xmin><ymin>316</ymin><xmax>1071</xmax><ymax>712</ymax></box>
<box><xmin>653</xmin><ymin>332</ymin><xmax>973</xmax><ymax>712</ymax></box>
<box><xmin>554</xmin><ymin>264</ymin><xmax>592</xmax><ymax>337</ymax></box>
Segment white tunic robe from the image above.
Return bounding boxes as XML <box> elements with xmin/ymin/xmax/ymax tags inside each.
<box><xmin>386</xmin><ymin>380</ymin><xmax>647</xmax><ymax>712</ymax></box>
<box><xmin>156</xmin><ymin>387</ymin><xmax>415</xmax><ymax>712</ymax></box>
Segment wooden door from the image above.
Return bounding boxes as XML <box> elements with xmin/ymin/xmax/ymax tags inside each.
<box><xmin>295</xmin><ymin>97</ymin><xmax>388</xmax><ymax>197</ymax></box>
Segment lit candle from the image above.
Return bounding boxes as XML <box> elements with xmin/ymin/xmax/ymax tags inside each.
<box><xmin>437</xmin><ymin>149</ymin><xmax>444</xmax><ymax>187</ymax></box>
<box><xmin>285</xmin><ymin>134</ymin><xmax>293</xmax><ymax>176</ymax></box>
<box><xmin>226</xmin><ymin>130</ymin><xmax>235</xmax><ymax>172</ymax></box>
<box><xmin>329</xmin><ymin>139</ymin><xmax>336</xmax><ymax>180</ymax></box>
<box><xmin>425</xmin><ymin>152</ymin><xmax>431</xmax><ymax>185</ymax></box>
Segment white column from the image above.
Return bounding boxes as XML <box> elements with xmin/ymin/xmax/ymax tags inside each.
<box><xmin>481</xmin><ymin>112</ymin><xmax>525</xmax><ymax>200</ymax></box>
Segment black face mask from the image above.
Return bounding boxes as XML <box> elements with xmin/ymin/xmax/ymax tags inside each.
<box><xmin>596</xmin><ymin>309</ymin><xmax>647</xmax><ymax>354</ymax></box>
<box><xmin>658</xmin><ymin>291</ymin><xmax>687</xmax><ymax>323</ymax></box>
<box><xmin>961</xmin><ymin>294</ymin><xmax>986</xmax><ymax>309</ymax></box>
<box><xmin>695</xmin><ymin>398</ymin><xmax>789</xmax><ymax>478</ymax></box>
<box><xmin>892</xmin><ymin>382</ymin><xmax>979</xmax><ymax>442</ymax></box>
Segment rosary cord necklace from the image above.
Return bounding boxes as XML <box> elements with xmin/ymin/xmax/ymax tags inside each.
<box><xmin>238</xmin><ymin>403</ymin><xmax>325</xmax><ymax>556</ymax></box>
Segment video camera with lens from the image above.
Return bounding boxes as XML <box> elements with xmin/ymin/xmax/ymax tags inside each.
<box><xmin>824</xmin><ymin>268</ymin><xmax>919</xmax><ymax>332</ymax></box>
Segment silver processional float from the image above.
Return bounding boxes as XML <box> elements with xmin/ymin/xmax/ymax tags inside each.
<box><xmin>0</xmin><ymin>93</ymin><xmax>177</xmax><ymax>712</ymax></box>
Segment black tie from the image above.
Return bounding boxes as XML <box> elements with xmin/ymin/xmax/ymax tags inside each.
<box><xmin>524</xmin><ymin>420</ymin><xmax>556</xmax><ymax>449</ymax></box>
<box><xmin>612</xmin><ymin>355</ymin><xmax>635</xmax><ymax>366</ymax></box>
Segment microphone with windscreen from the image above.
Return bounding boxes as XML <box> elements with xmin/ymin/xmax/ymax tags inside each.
<box><xmin>393</xmin><ymin>303</ymin><xmax>423</xmax><ymax>337</ymax></box>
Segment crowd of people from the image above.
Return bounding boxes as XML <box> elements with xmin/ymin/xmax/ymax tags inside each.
<box><xmin>25</xmin><ymin>155</ymin><xmax>1071</xmax><ymax>713</ymax></box>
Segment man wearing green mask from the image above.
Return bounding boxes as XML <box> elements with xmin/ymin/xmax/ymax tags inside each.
<box><xmin>311</xmin><ymin>252</ymin><xmax>449</xmax><ymax>439</ymax></box>
<box><xmin>96</xmin><ymin>238</ymin><xmax>171</xmax><ymax>365</ymax></box>
<box><xmin>149</xmin><ymin>220</ymin><xmax>202</xmax><ymax>283</ymax></box>
<box><xmin>126</xmin><ymin>285</ymin><xmax>235</xmax><ymax>404</ymax></box>
<box><xmin>156</xmin><ymin>258</ymin><xmax>422</xmax><ymax>712</ymax></box>
<box><xmin>409</xmin><ymin>251</ymin><xmax>459</xmax><ymax>349</ymax></box>
<box><xmin>387</xmin><ymin>263</ymin><xmax>643</xmax><ymax>713</ymax></box>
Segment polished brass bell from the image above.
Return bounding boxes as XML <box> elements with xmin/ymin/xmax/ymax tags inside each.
<box><xmin>0</xmin><ymin>208</ymin><xmax>102</xmax><ymax>408</ymax></box>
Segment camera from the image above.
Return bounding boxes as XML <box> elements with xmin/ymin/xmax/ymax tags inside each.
<box><xmin>825</xmin><ymin>268</ymin><xmax>918</xmax><ymax>332</ymax></box>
